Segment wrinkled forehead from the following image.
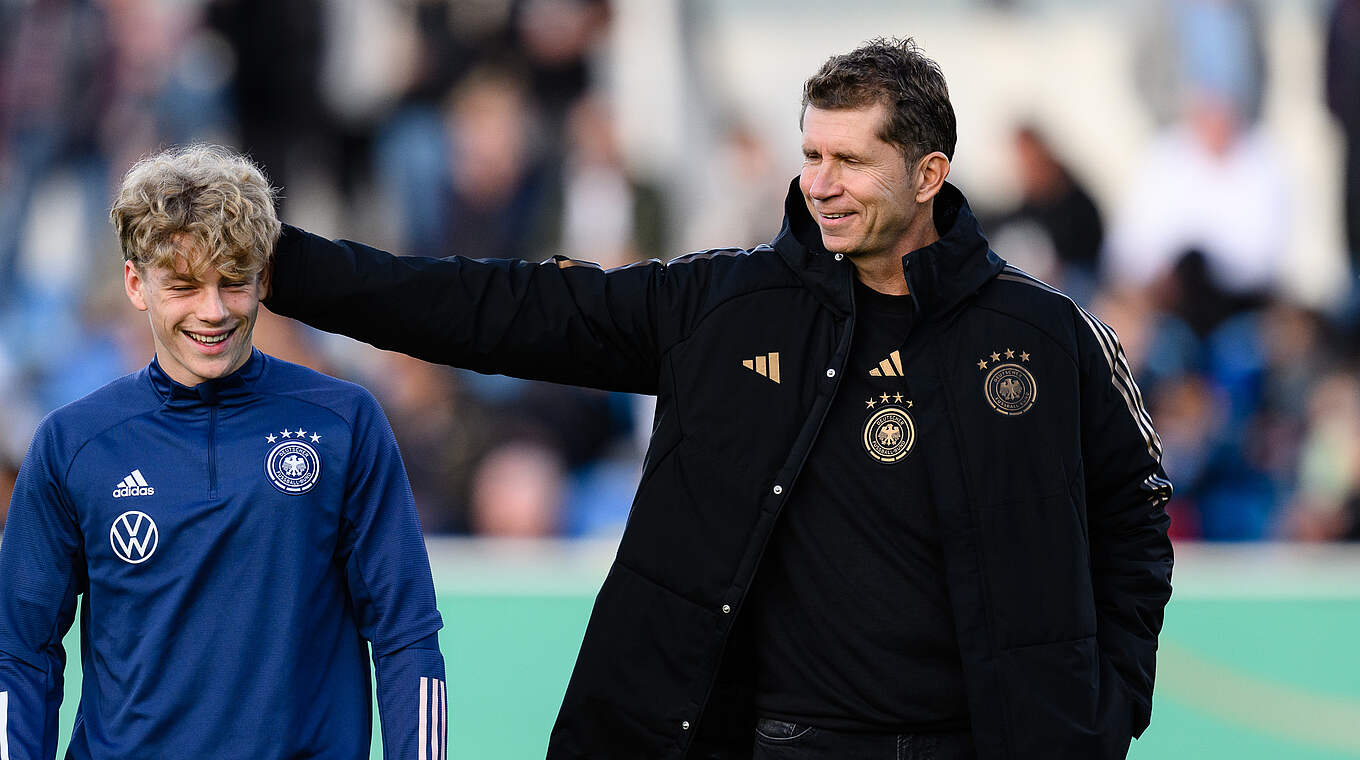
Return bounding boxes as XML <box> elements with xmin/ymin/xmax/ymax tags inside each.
<box><xmin>800</xmin><ymin>103</ymin><xmax>893</xmax><ymax>148</ymax></box>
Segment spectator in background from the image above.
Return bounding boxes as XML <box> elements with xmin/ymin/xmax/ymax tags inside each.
<box><xmin>1134</xmin><ymin>0</ymin><xmax>1266</xmax><ymax>129</ymax></box>
<box><xmin>375</xmin><ymin>0</ymin><xmax>505</xmax><ymax>258</ymax></box>
<box><xmin>470</xmin><ymin>440</ymin><xmax>566</xmax><ymax>536</ymax></box>
<box><xmin>1288</xmin><ymin>370</ymin><xmax>1360</xmax><ymax>539</ymax></box>
<box><xmin>1104</xmin><ymin>94</ymin><xmax>1289</xmax><ymax>319</ymax></box>
<box><xmin>540</xmin><ymin>94</ymin><xmax>669</xmax><ymax>269</ymax></box>
<box><xmin>987</xmin><ymin>123</ymin><xmax>1104</xmax><ymax>304</ymax></box>
<box><xmin>206</xmin><ymin>0</ymin><xmax>327</xmax><ymax>212</ymax></box>
<box><xmin>684</xmin><ymin>119</ymin><xmax>788</xmax><ymax>251</ymax></box>
<box><xmin>0</xmin><ymin>0</ymin><xmax>115</xmax><ymax>310</ymax></box>
<box><xmin>373</xmin><ymin>353</ymin><xmax>477</xmax><ymax>534</ymax></box>
<box><xmin>441</xmin><ymin>66</ymin><xmax>551</xmax><ymax>261</ymax></box>
<box><xmin>1326</xmin><ymin>0</ymin><xmax>1360</xmax><ymax>313</ymax></box>
<box><xmin>375</xmin><ymin>0</ymin><xmax>612</xmax><ymax>259</ymax></box>
<box><xmin>1108</xmin><ymin>0</ymin><xmax>1287</xmax><ymax>334</ymax></box>
<box><xmin>1108</xmin><ymin>149</ymin><xmax>1285</xmax><ymax>333</ymax></box>
<box><xmin>511</xmin><ymin>0</ymin><xmax>612</xmax><ymax>137</ymax></box>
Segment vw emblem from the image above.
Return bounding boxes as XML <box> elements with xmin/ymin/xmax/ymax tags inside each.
<box><xmin>266</xmin><ymin>440</ymin><xmax>322</xmax><ymax>494</ymax></box>
<box><xmin>110</xmin><ymin>510</ymin><xmax>159</xmax><ymax>564</ymax></box>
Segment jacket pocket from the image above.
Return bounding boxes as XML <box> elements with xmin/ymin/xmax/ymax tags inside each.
<box><xmin>996</xmin><ymin>635</ymin><xmax>1131</xmax><ymax>759</ymax></box>
<box><xmin>554</xmin><ymin>563</ymin><xmax>720</xmax><ymax>759</ymax></box>
<box><xmin>975</xmin><ymin>492</ymin><xmax>1096</xmax><ymax>649</ymax></box>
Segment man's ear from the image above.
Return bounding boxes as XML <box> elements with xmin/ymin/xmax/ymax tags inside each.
<box><xmin>914</xmin><ymin>151</ymin><xmax>951</xmax><ymax>204</ymax></box>
<box><xmin>124</xmin><ymin>261</ymin><xmax>150</xmax><ymax>312</ymax></box>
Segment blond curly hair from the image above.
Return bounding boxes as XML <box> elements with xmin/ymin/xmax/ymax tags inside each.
<box><xmin>110</xmin><ymin>144</ymin><xmax>280</xmax><ymax>279</ymax></box>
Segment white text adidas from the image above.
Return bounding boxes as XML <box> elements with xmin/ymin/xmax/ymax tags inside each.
<box><xmin>112</xmin><ymin>469</ymin><xmax>155</xmax><ymax>498</ymax></box>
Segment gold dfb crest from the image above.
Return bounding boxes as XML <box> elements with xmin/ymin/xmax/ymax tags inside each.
<box><xmin>983</xmin><ymin>361</ymin><xmax>1037</xmax><ymax>416</ymax></box>
<box><xmin>862</xmin><ymin>406</ymin><xmax>916</xmax><ymax>463</ymax></box>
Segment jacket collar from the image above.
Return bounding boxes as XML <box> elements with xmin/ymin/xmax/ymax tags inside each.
<box><xmin>147</xmin><ymin>347</ymin><xmax>266</xmax><ymax>406</ymax></box>
<box><xmin>772</xmin><ymin>178</ymin><xmax>1005</xmax><ymax>319</ymax></box>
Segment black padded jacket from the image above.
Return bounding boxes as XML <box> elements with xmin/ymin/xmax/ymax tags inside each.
<box><xmin>265</xmin><ymin>181</ymin><xmax>1173</xmax><ymax>760</ymax></box>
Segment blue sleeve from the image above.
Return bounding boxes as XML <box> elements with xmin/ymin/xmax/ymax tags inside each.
<box><xmin>337</xmin><ymin>392</ymin><xmax>446</xmax><ymax>757</ymax></box>
<box><xmin>0</xmin><ymin>420</ymin><xmax>85</xmax><ymax>760</ymax></box>
<box><xmin>374</xmin><ymin>633</ymin><xmax>447</xmax><ymax>760</ymax></box>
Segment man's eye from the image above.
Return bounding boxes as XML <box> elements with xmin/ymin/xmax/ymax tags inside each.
<box><xmin>170</xmin><ymin>286</ymin><xmax>194</xmax><ymax>292</ymax></box>
<box><xmin>223</xmin><ymin>281</ymin><xmax>248</xmax><ymax>288</ymax></box>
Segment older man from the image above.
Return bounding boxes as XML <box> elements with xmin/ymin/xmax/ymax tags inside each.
<box><xmin>265</xmin><ymin>38</ymin><xmax>1172</xmax><ymax>760</ymax></box>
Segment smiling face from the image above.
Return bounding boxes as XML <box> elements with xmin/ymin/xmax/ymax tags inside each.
<box><xmin>799</xmin><ymin>102</ymin><xmax>929</xmax><ymax>263</ymax></box>
<box><xmin>124</xmin><ymin>236</ymin><xmax>263</xmax><ymax>387</ymax></box>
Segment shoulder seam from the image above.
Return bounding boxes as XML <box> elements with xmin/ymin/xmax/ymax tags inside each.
<box><xmin>61</xmin><ymin>382</ymin><xmax>166</xmax><ymax>492</ymax></box>
<box><xmin>967</xmin><ymin>303</ymin><xmax>1078</xmax><ymax>369</ymax></box>
<box><xmin>996</xmin><ymin>267</ymin><xmax>1163</xmax><ymax>459</ymax></box>
<box><xmin>252</xmin><ymin>389</ymin><xmax>361</xmax><ymax>428</ymax></box>
<box><xmin>664</xmin><ymin>244</ymin><xmax>766</xmax><ymax>266</ymax></box>
<box><xmin>655</xmin><ymin>247</ymin><xmax>803</xmax><ymax>356</ymax></box>
<box><xmin>252</xmin><ymin>360</ymin><xmax>371</xmax><ymax>428</ymax></box>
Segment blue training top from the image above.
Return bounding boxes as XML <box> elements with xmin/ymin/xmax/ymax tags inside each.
<box><xmin>0</xmin><ymin>349</ymin><xmax>446</xmax><ymax>759</ymax></box>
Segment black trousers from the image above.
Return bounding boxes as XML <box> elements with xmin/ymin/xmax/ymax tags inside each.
<box><xmin>751</xmin><ymin>718</ymin><xmax>977</xmax><ymax>760</ymax></box>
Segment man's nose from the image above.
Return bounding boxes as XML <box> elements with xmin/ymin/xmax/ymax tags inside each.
<box><xmin>806</xmin><ymin>163</ymin><xmax>841</xmax><ymax>199</ymax></box>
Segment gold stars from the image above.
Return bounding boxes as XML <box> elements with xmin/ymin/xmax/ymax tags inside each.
<box><xmin>879</xmin><ymin>392</ymin><xmax>890</xmax><ymax>403</ymax></box>
<box><xmin>982</xmin><ymin>347</ymin><xmax>1032</xmax><ymax>368</ymax></box>
<box><xmin>906</xmin><ymin>400</ymin><xmax>914</xmax><ymax>408</ymax></box>
<box><xmin>893</xmin><ymin>392</ymin><xmax>903</xmax><ymax>403</ymax></box>
<box><xmin>865</xmin><ymin>398</ymin><xmax>877</xmax><ymax>409</ymax></box>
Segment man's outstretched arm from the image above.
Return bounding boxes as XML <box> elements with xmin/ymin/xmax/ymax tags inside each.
<box><xmin>264</xmin><ymin>225</ymin><xmax>681</xmax><ymax>394</ymax></box>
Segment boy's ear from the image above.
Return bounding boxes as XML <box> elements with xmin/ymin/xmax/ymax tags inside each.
<box><xmin>125</xmin><ymin>261</ymin><xmax>150</xmax><ymax>312</ymax></box>
<box><xmin>258</xmin><ymin>262</ymin><xmax>272</xmax><ymax>301</ymax></box>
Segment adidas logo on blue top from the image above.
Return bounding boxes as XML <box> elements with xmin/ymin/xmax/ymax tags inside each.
<box><xmin>112</xmin><ymin>469</ymin><xmax>155</xmax><ymax>498</ymax></box>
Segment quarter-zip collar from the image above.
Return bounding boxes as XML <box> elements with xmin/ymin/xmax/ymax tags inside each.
<box><xmin>772</xmin><ymin>178</ymin><xmax>1004</xmax><ymax>320</ymax></box>
<box><xmin>147</xmin><ymin>347</ymin><xmax>266</xmax><ymax>406</ymax></box>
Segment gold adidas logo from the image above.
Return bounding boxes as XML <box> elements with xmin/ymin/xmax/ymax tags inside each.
<box><xmin>741</xmin><ymin>352</ymin><xmax>781</xmax><ymax>384</ymax></box>
<box><xmin>869</xmin><ymin>350</ymin><xmax>904</xmax><ymax>377</ymax></box>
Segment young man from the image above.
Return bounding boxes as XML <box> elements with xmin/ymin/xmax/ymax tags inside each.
<box><xmin>0</xmin><ymin>145</ymin><xmax>447</xmax><ymax>759</ymax></box>
<box><xmin>264</xmin><ymin>39</ymin><xmax>1172</xmax><ymax>760</ymax></box>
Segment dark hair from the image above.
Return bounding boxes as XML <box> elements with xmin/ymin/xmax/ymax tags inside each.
<box><xmin>801</xmin><ymin>37</ymin><xmax>957</xmax><ymax>164</ymax></box>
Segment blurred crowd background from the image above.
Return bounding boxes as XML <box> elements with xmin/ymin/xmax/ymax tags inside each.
<box><xmin>1</xmin><ymin>0</ymin><xmax>1359</xmax><ymax>544</ymax></box>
